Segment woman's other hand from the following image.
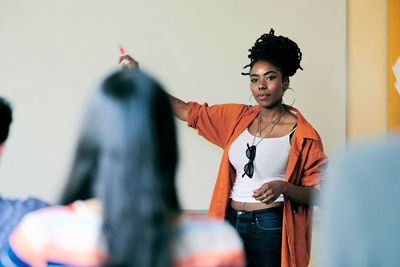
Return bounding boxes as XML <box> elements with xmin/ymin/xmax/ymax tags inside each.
<box><xmin>253</xmin><ymin>181</ymin><xmax>287</xmax><ymax>204</ymax></box>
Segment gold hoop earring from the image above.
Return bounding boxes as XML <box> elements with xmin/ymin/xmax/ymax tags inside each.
<box><xmin>283</xmin><ymin>87</ymin><xmax>296</xmax><ymax>107</ymax></box>
<box><xmin>247</xmin><ymin>94</ymin><xmax>256</xmax><ymax>112</ymax></box>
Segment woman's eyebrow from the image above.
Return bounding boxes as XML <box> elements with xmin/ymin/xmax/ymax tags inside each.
<box><xmin>250</xmin><ymin>71</ymin><xmax>277</xmax><ymax>77</ymax></box>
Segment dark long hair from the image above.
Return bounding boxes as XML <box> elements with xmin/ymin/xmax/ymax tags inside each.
<box><xmin>60</xmin><ymin>69</ymin><xmax>180</xmax><ymax>267</ymax></box>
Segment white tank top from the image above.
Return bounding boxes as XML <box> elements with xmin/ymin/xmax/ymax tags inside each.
<box><xmin>228</xmin><ymin>127</ymin><xmax>295</xmax><ymax>203</ymax></box>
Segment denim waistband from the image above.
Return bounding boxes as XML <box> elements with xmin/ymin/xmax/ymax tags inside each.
<box><xmin>227</xmin><ymin>202</ymin><xmax>283</xmax><ymax>216</ymax></box>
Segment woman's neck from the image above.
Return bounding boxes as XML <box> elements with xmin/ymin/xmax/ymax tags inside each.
<box><xmin>259</xmin><ymin>103</ymin><xmax>286</xmax><ymax>123</ymax></box>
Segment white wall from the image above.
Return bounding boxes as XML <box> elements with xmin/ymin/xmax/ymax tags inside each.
<box><xmin>0</xmin><ymin>0</ymin><xmax>346</xmax><ymax>209</ymax></box>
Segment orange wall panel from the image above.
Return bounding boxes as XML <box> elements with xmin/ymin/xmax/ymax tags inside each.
<box><xmin>347</xmin><ymin>0</ymin><xmax>387</xmax><ymax>140</ymax></box>
<box><xmin>388</xmin><ymin>0</ymin><xmax>400</xmax><ymax>131</ymax></box>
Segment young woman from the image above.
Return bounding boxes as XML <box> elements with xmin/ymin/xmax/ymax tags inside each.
<box><xmin>1</xmin><ymin>70</ymin><xmax>244</xmax><ymax>267</ymax></box>
<box><xmin>120</xmin><ymin>29</ymin><xmax>328</xmax><ymax>267</ymax></box>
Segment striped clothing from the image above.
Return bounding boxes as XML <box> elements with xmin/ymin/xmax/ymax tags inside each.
<box><xmin>0</xmin><ymin>197</ymin><xmax>48</xmax><ymax>253</ymax></box>
<box><xmin>0</xmin><ymin>201</ymin><xmax>244</xmax><ymax>267</ymax></box>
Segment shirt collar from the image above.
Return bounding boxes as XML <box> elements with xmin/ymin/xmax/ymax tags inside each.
<box><xmin>287</xmin><ymin>106</ymin><xmax>319</xmax><ymax>141</ymax></box>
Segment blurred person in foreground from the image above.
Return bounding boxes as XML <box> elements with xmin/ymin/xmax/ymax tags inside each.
<box><xmin>0</xmin><ymin>70</ymin><xmax>244</xmax><ymax>267</ymax></box>
<box><xmin>0</xmin><ymin>97</ymin><xmax>48</xmax><ymax>253</ymax></box>
<box><xmin>319</xmin><ymin>136</ymin><xmax>400</xmax><ymax>267</ymax></box>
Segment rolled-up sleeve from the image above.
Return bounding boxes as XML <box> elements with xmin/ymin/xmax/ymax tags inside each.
<box><xmin>187</xmin><ymin>102</ymin><xmax>245</xmax><ymax>148</ymax></box>
<box><xmin>301</xmin><ymin>139</ymin><xmax>328</xmax><ymax>190</ymax></box>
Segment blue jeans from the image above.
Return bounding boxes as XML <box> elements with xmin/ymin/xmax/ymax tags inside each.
<box><xmin>225</xmin><ymin>203</ymin><xmax>283</xmax><ymax>267</ymax></box>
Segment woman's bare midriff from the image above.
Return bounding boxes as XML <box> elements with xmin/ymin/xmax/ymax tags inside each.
<box><xmin>231</xmin><ymin>200</ymin><xmax>284</xmax><ymax>211</ymax></box>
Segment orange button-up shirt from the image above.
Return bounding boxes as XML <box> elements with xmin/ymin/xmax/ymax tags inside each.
<box><xmin>187</xmin><ymin>102</ymin><xmax>328</xmax><ymax>267</ymax></box>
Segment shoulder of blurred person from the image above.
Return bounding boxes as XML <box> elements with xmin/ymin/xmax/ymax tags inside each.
<box><xmin>319</xmin><ymin>136</ymin><xmax>400</xmax><ymax>267</ymax></box>
<box><xmin>1</xmin><ymin>200</ymin><xmax>105</xmax><ymax>266</ymax></box>
<box><xmin>0</xmin><ymin>196</ymin><xmax>48</xmax><ymax>253</ymax></box>
<box><xmin>2</xmin><ymin>205</ymin><xmax>245</xmax><ymax>267</ymax></box>
<box><xmin>173</xmin><ymin>213</ymin><xmax>245</xmax><ymax>267</ymax></box>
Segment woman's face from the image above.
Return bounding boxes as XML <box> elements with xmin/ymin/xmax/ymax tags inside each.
<box><xmin>249</xmin><ymin>60</ymin><xmax>287</xmax><ymax>108</ymax></box>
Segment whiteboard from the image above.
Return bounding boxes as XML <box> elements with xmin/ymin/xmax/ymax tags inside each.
<box><xmin>0</xmin><ymin>0</ymin><xmax>346</xmax><ymax>209</ymax></box>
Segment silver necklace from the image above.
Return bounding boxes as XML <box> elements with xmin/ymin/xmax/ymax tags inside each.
<box><xmin>251</xmin><ymin>106</ymin><xmax>286</xmax><ymax>147</ymax></box>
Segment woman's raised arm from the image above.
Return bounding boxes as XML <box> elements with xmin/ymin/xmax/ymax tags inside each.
<box><xmin>119</xmin><ymin>55</ymin><xmax>188</xmax><ymax>121</ymax></box>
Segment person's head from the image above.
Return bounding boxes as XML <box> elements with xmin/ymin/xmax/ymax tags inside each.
<box><xmin>0</xmin><ymin>97</ymin><xmax>12</xmax><ymax>157</ymax></box>
<box><xmin>242</xmin><ymin>29</ymin><xmax>303</xmax><ymax>108</ymax></box>
<box><xmin>319</xmin><ymin>138</ymin><xmax>400</xmax><ymax>266</ymax></box>
<box><xmin>60</xmin><ymin>69</ymin><xmax>179</xmax><ymax>267</ymax></box>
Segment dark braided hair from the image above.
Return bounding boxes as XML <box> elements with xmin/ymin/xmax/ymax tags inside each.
<box><xmin>242</xmin><ymin>29</ymin><xmax>303</xmax><ymax>77</ymax></box>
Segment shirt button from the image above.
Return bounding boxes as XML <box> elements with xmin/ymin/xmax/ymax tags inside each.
<box><xmin>237</xmin><ymin>211</ymin><xmax>244</xmax><ymax>215</ymax></box>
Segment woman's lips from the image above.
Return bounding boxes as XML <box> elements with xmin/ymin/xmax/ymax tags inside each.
<box><xmin>257</xmin><ymin>94</ymin><xmax>269</xmax><ymax>101</ymax></box>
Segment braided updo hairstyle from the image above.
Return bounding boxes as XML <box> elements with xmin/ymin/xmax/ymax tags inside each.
<box><xmin>242</xmin><ymin>29</ymin><xmax>303</xmax><ymax>77</ymax></box>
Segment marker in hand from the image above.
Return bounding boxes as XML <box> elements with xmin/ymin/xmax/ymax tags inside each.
<box><xmin>119</xmin><ymin>44</ymin><xmax>131</xmax><ymax>68</ymax></box>
<box><xmin>119</xmin><ymin>44</ymin><xmax>126</xmax><ymax>55</ymax></box>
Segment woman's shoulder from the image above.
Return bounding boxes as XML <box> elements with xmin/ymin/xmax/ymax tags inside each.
<box><xmin>13</xmin><ymin>201</ymin><xmax>101</xmax><ymax>242</ymax></box>
<box><xmin>11</xmin><ymin>201</ymin><xmax>102</xmax><ymax>249</ymax></box>
<box><xmin>15</xmin><ymin>204</ymin><xmax>74</xmax><ymax>229</ymax></box>
<box><xmin>288</xmin><ymin>107</ymin><xmax>322</xmax><ymax>141</ymax></box>
<box><xmin>6</xmin><ymin>201</ymin><xmax>104</xmax><ymax>267</ymax></box>
<box><xmin>172</xmin><ymin>213</ymin><xmax>244</xmax><ymax>266</ymax></box>
<box><xmin>19</xmin><ymin>200</ymin><xmax>100</xmax><ymax>223</ymax></box>
<box><xmin>189</xmin><ymin>102</ymin><xmax>248</xmax><ymax>112</ymax></box>
<box><xmin>177</xmin><ymin>213</ymin><xmax>239</xmax><ymax>235</ymax></box>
